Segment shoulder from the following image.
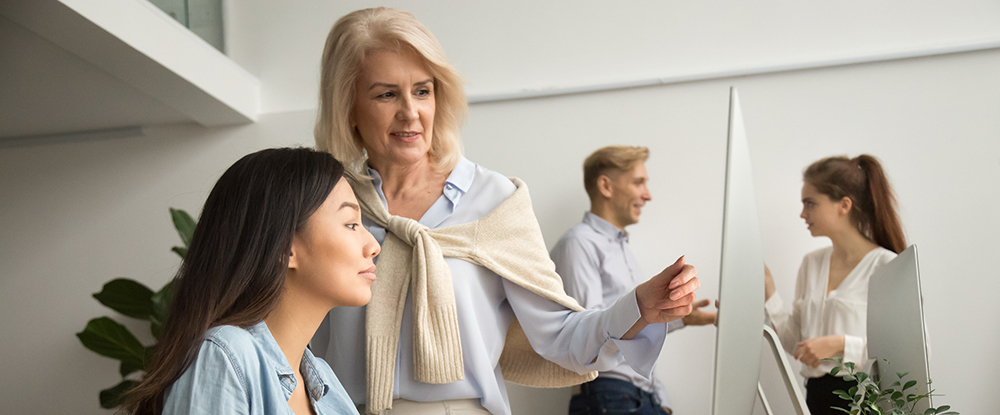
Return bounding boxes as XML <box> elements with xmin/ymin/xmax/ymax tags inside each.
<box><xmin>201</xmin><ymin>325</ymin><xmax>262</xmax><ymax>370</ymax></box>
<box><xmin>468</xmin><ymin>161</ymin><xmax>517</xmax><ymax>199</ymax></box>
<box><xmin>869</xmin><ymin>246</ymin><xmax>898</xmax><ymax>266</ymax></box>
<box><xmin>458</xmin><ymin>160</ymin><xmax>518</xmax><ymax>217</ymax></box>
<box><xmin>552</xmin><ymin>224</ymin><xmax>600</xmax><ymax>257</ymax></box>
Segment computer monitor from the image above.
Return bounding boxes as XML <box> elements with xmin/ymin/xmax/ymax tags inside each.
<box><xmin>867</xmin><ymin>245</ymin><xmax>933</xmax><ymax>413</ymax></box>
<box><xmin>712</xmin><ymin>87</ymin><xmax>767</xmax><ymax>415</ymax></box>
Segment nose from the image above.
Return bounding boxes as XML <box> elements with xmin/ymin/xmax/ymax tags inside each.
<box><xmin>364</xmin><ymin>227</ymin><xmax>381</xmax><ymax>259</ymax></box>
<box><xmin>643</xmin><ymin>188</ymin><xmax>652</xmax><ymax>202</ymax></box>
<box><xmin>395</xmin><ymin>95</ymin><xmax>418</xmax><ymax>121</ymax></box>
<box><xmin>800</xmin><ymin>208</ymin><xmax>807</xmax><ymax>220</ymax></box>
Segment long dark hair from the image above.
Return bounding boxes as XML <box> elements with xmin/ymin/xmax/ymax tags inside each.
<box><xmin>124</xmin><ymin>148</ymin><xmax>345</xmax><ymax>415</ymax></box>
<box><xmin>804</xmin><ymin>154</ymin><xmax>906</xmax><ymax>253</ymax></box>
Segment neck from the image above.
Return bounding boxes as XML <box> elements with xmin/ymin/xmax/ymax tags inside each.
<box><xmin>590</xmin><ymin>202</ymin><xmax>626</xmax><ymax>231</ymax></box>
<box><xmin>263</xmin><ymin>291</ymin><xmax>329</xmax><ymax>373</ymax></box>
<box><xmin>827</xmin><ymin>226</ymin><xmax>878</xmax><ymax>264</ymax></box>
<box><xmin>369</xmin><ymin>156</ymin><xmax>443</xmax><ymax>199</ymax></box>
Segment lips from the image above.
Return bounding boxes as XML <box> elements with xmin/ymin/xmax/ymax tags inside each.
<box><xmin>390</xmin><ymin>131</ymin><xmax>421</xmax><ymax>143</ymax></box>
<box><xmin>359</xmin><ymin>265</ymin><xmax>377</xmax><ymax>281</ymax></box>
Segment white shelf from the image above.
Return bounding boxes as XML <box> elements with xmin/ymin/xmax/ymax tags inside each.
<box><xmin>0</xmin><ymin>0</ymin><xmax>259</xmax><ymax>141</ymax></box>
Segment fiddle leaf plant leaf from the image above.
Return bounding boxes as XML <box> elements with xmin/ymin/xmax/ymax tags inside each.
<box><xmin>92</xmin><ymin>278</ymin><xmax>155</xmax><ymax>320</ymax></box>
<box><xmin>149</xmin><ymin>279</ymin><xmax>178</xmax><ymax>340</ymax></box>
<box><xmin>170</xmin><ymin>208</ymin><xmax>196</xmax><ymax>249</ymax></box>
<box><xmin>77</xmin><ymin>317</ymin><xmax>146</xmax><ymax>369</ymax></box>
<box><xmin>119</xmin><ymin>359</ymin><xmax>142</xmax><ymax>377</ymax></box>
<box><xmin>99</xmin><ymin>380</ymin><xmax>139</xmax><ymax>409</ymax></box>
<box><xmin>170</xmin><ymin>246</ymin><xmax>188</xmax><ymax>259</ymax></box>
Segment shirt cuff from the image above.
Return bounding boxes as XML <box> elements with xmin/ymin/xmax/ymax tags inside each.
<box><xmin>843</xmin><ymin>334</ymin><xmax>865</xmax><ymax>366</ymax></box>
<box><xmin>604</xmin><ymin>288</ymin><xmax>667</xmax><ymax>379</ymax></box>
<box><xmin>666</xmin><ymin>319</ymin><xmax>685</xmax><ymax>333</ymax></box>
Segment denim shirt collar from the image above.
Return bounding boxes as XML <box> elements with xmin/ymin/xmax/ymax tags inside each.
<box><xmin>583</xmin><ymin>211</ymin><xmax>629</xmax><ymax>243</ymax></box>
<box><xmin>246</xmin><ymin>322</ymin><xmax>331</xmax><ymax>402</ymax></box>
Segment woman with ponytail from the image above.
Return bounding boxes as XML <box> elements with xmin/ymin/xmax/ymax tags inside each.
<box><xmin>123</xmin><ymin>148</ymin><xmax>379</xmax><ymax>415</ymax></box>
<box><xmin>764</xmin><ymin>154</ymin><xmax>907</xmax><ymax>415</ymax></box>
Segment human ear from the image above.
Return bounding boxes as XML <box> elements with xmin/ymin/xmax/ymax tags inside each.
<box><xmin>597</xmin><ymin>175</ymin><xmax>614</xmax><ymax>199</ymax></box>
<box><xmin>287</xmin><ymin>238</ymin><xmax>301</xmax><ymax>270</ymax></box>
<box><xmin>839</xmin><ymin>197</ymin><xmax>853</xmax><ymax>215</ymax></box>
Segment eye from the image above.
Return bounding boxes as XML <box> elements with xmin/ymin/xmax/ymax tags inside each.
<box><xmin>415</xmin><ymin>87</ymin><xmax>432</xmax><ymax>97</ymax></box>
<box><xmin>347</xmin><ymin>223</ymin><xmax>359</xmax><ymax>230</ymax></box>
<box><xmin>377</xmin><ymin>91</ymin><xmax>396</xmax><ymax>99</ymax></box>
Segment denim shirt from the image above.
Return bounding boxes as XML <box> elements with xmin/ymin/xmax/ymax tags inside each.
<box><xmin>163</xmin><ymin>322</ymin><xmax>358</xmax><ymax>415</ymax></box>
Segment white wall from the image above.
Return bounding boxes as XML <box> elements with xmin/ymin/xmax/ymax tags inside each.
<box><xmin>1</xmin><ymin>2</ymin><xmax>998</xmax><ymax>414</ymax></box>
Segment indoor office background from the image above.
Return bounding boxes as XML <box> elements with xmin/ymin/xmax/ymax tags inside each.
<box><xmin>1</xmin><ymin>1</ymin><xmax>998</xmax><ymax>414</ymax></box>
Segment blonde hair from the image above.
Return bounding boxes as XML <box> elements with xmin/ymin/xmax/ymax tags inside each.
<box><xmin>582</xmin><ymin>146</ymin><xmax>650</xmax><ymax>201</ymax></box>
<box><xmin>314</xmin><ymin>7</ymin><xmax>466</xmax><ymax>175</ymax></box>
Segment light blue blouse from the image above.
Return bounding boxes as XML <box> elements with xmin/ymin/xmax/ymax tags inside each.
<box><xmin>163</xmin><ymin>322</ymin><xmax>357</xmax><ymax>415</ymax></box>
<box><xmin>312</xmin><ymin>157</ymin><xmax>666</xmax><ymax>415</ymax></box>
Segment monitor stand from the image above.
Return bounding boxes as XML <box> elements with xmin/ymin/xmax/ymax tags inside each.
<box><xmin>756</xmin><ymin>325</ymin><xmax>810</xmax><ymax>415</ymax></box>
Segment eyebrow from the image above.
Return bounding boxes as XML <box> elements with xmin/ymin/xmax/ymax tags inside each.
<box><xmin>368</xmin><ymin>79</ymin><xmax>434</xmax><ymax>91</ymax></box>
<box><xmin>339</xmin><ymin>202</ymin><xmax>360</xmax><ymax>211</ymax></box>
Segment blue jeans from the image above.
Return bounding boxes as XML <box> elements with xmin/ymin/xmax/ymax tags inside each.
<box><xmin>569</xmin><ymin>378</ymin><xmax>669</xmax><ymax>415</ymax></box>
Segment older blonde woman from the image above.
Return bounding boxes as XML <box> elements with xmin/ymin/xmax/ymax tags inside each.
<box><xmin>310</xmin><ymin>8</ymin><xmax>702</xmax><ymax>415</ymax></box>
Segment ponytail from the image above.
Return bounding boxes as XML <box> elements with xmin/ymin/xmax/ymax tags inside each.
<box><xmin>854</xmin><ymin>155</ymin><xmax>906</xmax><ymax>253</ymax></box>
<box><xmin>803</xmin><ymin>154</ymin><xmax>907</xmax><ymax>253</ymax></box>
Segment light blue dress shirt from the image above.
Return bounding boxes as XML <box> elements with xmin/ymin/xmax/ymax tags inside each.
<box><xmin>312</xmin><ymin>157</ymin><xmax>667</xmax><ymax>415</ymax></box>
<box><xmin>163</xmin><ymin>321</ymin><xmax>357</xmax><ymax>415</ymax></box>
<box><xmin>550</xmin><ymin>212</ymin><xmax>685</xmax><ymax>408</ymax></box>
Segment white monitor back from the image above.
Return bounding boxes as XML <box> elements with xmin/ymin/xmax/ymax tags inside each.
<box><xmin>867</xmin><ymin>244</ymin><xmax>933</xmax><ymax>412</ymax></box>
<box><xmin>712</xmin><ymin>87</ymin><xmax>766</xmax><ymax>415</ymax></box>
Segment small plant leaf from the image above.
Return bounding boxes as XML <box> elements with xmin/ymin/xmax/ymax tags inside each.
<box><xmin>171</xmin><ymin>246</ymin><xmax>188</xmax><ymax>259</ymax></box>
<box><xmin>76</xmin><ymin>317</ymin><xmax>145</xmax><ymax>369</ymax></box>
<box><xmin>170</xmin><ymin>208</ymin><xmax>196</xmax><ymax>249</ymax></box>
<box><xmin>935</xmin><ymin>405</ymin><xmax>951</xmax><ymax>413</ymax></box>
<box><xmin>897</xmin><ymin>371</ymin><xmax>909</xmax><ymax>379</ymax></box>
<box><xmin>904</xmin><ymin>380</ymin><xmax>918</xmax><ymax>391</ymax></box>
<box><xmin>119</xmin><ymin>359</ymin><xmax>142</xmax><ymax>377</ymax></box>
<box><xmin>845</xmin><ymin>361</ymin><xmax>855</xmax><ymax>371</ymax></box>
<box><xmin>92</xmin><ymin>279</ymin><xmax>155</xmax><ymax>320</ymax></box>
<box><xmin>832</xmin><ymin>407</ymin><xmax>852</xmax><ymax>414</ymax></box>
<box><xmin>99</xmin><ymin>380</ymin><xmax>138</xmax><ymax>409</ymax></box>
<box><xmin>831</xmin><ymin>366</ymin><xmax>842</xmax><ymax>376</ymax></box>
<box><xmin>150</xmin><ymin>279</ymin><xmax>178</xmax><ymax>340</ymax></box>
<box><xmin>844</xmin><ymin>374</ymin><xmax>856</xmax><ymax>381</ymax></box>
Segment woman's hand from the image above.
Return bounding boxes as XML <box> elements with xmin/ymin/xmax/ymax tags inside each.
<box><xmin>764</xmin><ymin>264</ymin><xmax>775</xmax><ymax>301</ymax></box>
<box><xmin>794</xmin><ymin>335</ymin><xmax>845</xmax><ymax>367</ymax></box>
<box><xmin>625</xmin><ymin>256</ymin><xmax>700</xmax><ymax>339</ymax></box>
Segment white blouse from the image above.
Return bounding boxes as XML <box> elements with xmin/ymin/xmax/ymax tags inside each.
<box><xmin>765</xmin><ymin>246</ymin><xmax>896</xmax><ymax>379</ymax></box>
<box><xmin>311</xmin><ymin>157</ymin><xmax>666</xmax><ymax>415</ymax></box>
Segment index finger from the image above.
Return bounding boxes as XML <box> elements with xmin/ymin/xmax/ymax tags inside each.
<box><xmin>668</xmin><ymin>274</ymin><xmax>700</xmax><ymax>300</ymax></box>
<box><xmin>668</xmin><ymin>264</ymin><xmax>697</xmax><ymax>289</ymax></box>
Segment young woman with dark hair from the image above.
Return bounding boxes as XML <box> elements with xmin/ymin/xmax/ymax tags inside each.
<box><xmin>123</xmin><ymin>147</ymin><xmax>379</xmax><ymax>415</ymax></box>
<box><xmin>764</xmin><ymin>154</ymin><xmax>907</xmax><ymax>415</ymax></box>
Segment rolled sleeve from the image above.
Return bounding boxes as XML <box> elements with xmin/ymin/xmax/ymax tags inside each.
<box><xmin>843</xmin><ymin>334</ymin><xmax>866</xmax><ymax>367</ymax></box>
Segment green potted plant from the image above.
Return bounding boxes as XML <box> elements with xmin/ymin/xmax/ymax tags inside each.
<box><xmin>75</xmin><ymin>208</ymin><xmax>195</xmax><ymax>409</ymax></box>
<box><xmin>824</xmin><ymin>357</ymin><xmax>958</xmax><ymax>415</ymax></box>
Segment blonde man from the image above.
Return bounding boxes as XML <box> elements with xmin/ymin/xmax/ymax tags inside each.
<box><xmin>551</xmin><ymin>146</ymin><xmax>716</xmax><ymax>415</ymax></box>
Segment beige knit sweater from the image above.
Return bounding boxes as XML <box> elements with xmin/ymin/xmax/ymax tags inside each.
<box><xmin>347</xmin><ymin>172</ymin><xmax>598</xmax><ymax>414</ymax></box>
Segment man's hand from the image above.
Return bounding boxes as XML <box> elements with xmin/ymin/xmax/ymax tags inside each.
<box><xmin>794</xmin><ymin>335</ymin><xmax>845</xmax><ymax>367</ymax></box>
<box><xmin>682</xmin><ymin>298</ymin><xmax>717</xmax><ymax>326</ymax></box>
<box><xmin>624</xmin><ymin>256</ymin><xmax>700</xmax><ymax>339</ymax></box>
